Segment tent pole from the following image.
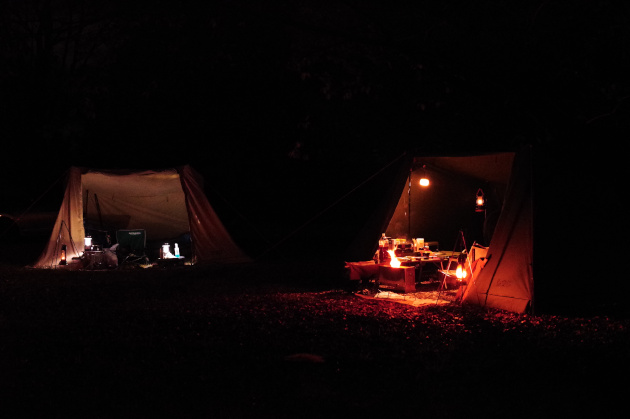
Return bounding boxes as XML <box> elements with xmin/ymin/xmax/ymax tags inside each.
<box><xmin>94</xmin><ymin>193</ymin><xmax>104</xmax><ymax>230</ymax></box>
<box><xmin>436</xmin><ymin>230</ymin><xmax>467</xmax><ymax>304</ymax></box>
<box><xmin>529</xmin><ymin>145</ymin><xmax>536</xmax><ymax>315</ymax></box>
<box><xmin>84</xmin><ymin>189</ymin><xmax>89</xmax><ymax>219</ymax></box>
<box><xmin>52</xmin><ymin>222</ymin><xmax>63</xmax><ymax>269</ymax></box>
<box><xmin>407</xmin><ymin>168</ymin><xmax>412</xmax><ymax>241</ymax></box>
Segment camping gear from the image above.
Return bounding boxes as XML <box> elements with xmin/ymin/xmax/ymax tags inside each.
<box><xmin>347</xmin><ymin>146</ymin><xmax>534</xmax><ymax>313</ymax></box>
<box><xmin>59</xmin><ymin>245</ymin><xmax>67</xmax><ymax>265</ymax></box>
<box><xmin>377</xmin><ymin>234</ymin><xmax>390</xmax><ymax>263</ymax></box>
<box><xmin>161</xmin><ymin>243</ymin><xmax>171</xmax><ymax>258</ymax></box>
<box><xmin>32</xmin><ymin>165</ymin><xmax>250</xmax><ymax>268</ymax></box>
<box><xmin>116</xmin><ymin>229</ymin><xmax>149</xmax><ymax>266</ymax></box>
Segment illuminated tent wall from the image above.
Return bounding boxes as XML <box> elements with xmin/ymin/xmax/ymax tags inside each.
<box><xmin>459</xmin><ymin>149</ymin><xmax>532</xmax><ymax>312</ymax></box>
<box><xmin>347</xmin><ymin>147</ymin><xmax>534</xmax><ymax>313</ymax></box>
<box><xmin>32</xmin><ymin>165</ymin><xmax>250</xmax><ymax>268</ymax></box>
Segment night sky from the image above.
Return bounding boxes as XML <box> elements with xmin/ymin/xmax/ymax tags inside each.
<box><xmin>1</xmin><ymin>1</ymin><xmax>628</xmax><ymax>256</ymax></box>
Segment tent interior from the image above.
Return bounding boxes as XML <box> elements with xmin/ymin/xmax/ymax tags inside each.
<box><xmin>32</xmin><ymin>166</ymin><xmax>249</xmax><ymax>269</ymax></box>
<box><xmin>345</xmin><ymin>149</ymin><xmax>536</xmax><ymax>312</ymax></box>
<box><xmin>384</xmin><ymin>152</ymin><xmax>516</xmax><ymax>252</ymax></box>
<box><xmin>81</xmin><ymin>169</ymin><xmax>191</xmax><ymax>253</ymax></box>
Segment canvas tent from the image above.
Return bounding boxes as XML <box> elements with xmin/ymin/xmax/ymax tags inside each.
<box><xmin>347</xmin><ymin>146</ymin><xmax>534</xmax><ymax>313</ymax></box>
<box><xmin>459</xmin><ymin>148</ymin><xmax>533</xmax><ymax>312</ymax></box>
<box><xmin>32</xmin><ymin>165</ymin><xmax>250</xmax><ymax>268</ymax></box>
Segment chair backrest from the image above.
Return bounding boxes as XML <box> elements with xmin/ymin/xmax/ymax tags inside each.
<box><xmin>116</xmin><ymin>229</ymin><xmax>146</xmax><ymax>254</ymax></box>
<box><xmin>469</xmin><ymin>242</ymin><xmax>488</xmax><ymax>262</ymax></box>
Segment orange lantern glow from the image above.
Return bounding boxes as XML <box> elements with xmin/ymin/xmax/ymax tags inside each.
<box><xmin>455</xmin><ymin>252</ymin><xmax>468</xmax><ymax>281</ymax></box>
<box><xmin>59</xmin><ymin>245</ymin><xmax>67</xmax><ymax>265</ymax></box>
<box><xmin>418</xmin><ymin>164</ymin><xmax>430</xmax><ymax>187</ymax></box>
<box><xmin>455</xmin><ymin>263</ymin><xmax>467</xmax><ymax>280</ymax></box>
<box><xmin>475</xmin><ymin>188</ymin><xmax>485</xmax><ymax>212</ymax></box>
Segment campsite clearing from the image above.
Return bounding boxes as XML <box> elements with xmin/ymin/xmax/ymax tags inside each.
<box><xmin>1</xmin><ymin>261</ymin><xmax>628</xmax><ymax>418</ymax></box>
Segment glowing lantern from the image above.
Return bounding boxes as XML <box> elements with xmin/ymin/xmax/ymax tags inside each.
<box><xmin>84</xmin><ymin>236</ymin><xmax>92</xmax><ymax>251</ymax></box>
<box><xmin>475</xmin><ymin>189</ymin><xmax>486</xmax><ymax>212</ymax></box>
<box><xmin>59</xmin><ymin>245</ymin><xmax>67</xmax><ymax>265</ymax></box>
<box><xmin>419</xmin><ymin>164</ymin><xmax>430</xmax><ymax>187</ymax></box>
<box><xmin>455</xmin><ymin>263</ymin><xmax>467</xmax><ymax>280</ymax></box>
<box><xmin>455</xmin><ymin>252</ymin><xmax>468</xmax><ymax>282</ymax></box>
<box><xmin>387</xmin><ymin>250</ymin><xmax>401</xmax><ymax>268</ymax></box>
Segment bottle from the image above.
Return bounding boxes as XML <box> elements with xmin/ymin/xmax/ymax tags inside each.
<box><xmin>174</xmin><ymin>243</ymin><xmax>180</xmax><ymax>257</ymax></box>
<box><xmin>378</xmin><ymin>233</ymin><xmax>390</xmax><ymax>263</ymax></box>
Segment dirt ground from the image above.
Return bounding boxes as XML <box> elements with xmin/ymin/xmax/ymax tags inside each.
<box><xmin>1</xmin><ymin>254</ymin><xmax>629</xmax><ymax>418</ymax></box>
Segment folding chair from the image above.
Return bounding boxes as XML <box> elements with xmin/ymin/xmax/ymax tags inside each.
<box><xmin>438</xmin><ymin>242</ymin><xmax>489</xmax><ymax>291</ymax></box>
<box><xmin>115</xmin><ymin>229</ymin><xmax>149</xmax><ymax>266</ymax></box>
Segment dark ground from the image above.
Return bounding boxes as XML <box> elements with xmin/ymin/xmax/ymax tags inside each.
<box><xmin>1</xmin><ymin>240</ymin><xmax>629</xmax><ymax>419</ymax></box>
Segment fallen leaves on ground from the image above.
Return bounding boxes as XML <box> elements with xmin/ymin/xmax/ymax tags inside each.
<box><xmin>0</xmin><ymin>263</ymin><xmax>629</xmax><ymax>418</ymax></box>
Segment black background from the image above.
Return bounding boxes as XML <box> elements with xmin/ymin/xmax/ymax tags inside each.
<box><xmin>1</xmin><ymin>0</ymin><xmax>627</xmax><ymax>259</ymax></box>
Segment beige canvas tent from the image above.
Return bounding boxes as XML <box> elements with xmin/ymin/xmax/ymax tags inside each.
<box><xmin>459</xmin><ymin>148</ymin><xmax>533</xmax><ymax>312</ymax></box>
<box><xmin>349</xmin><ymin>146</ymin><xmax>534</xmax><ymax>313</ymax></box>
<box><xmin>32</xmin><ymin>165</ymin><xmax>250</xmax><ymax>268</ymax></box>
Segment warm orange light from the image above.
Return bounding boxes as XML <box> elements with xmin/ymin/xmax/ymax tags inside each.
<box><xmin>455</xmin><ymin>263</ymin><xmax>467</xmax><ymax>280</ymax></box>
<box><xmin>59</xmin><ymin>245</ymin><xmax>67</xmax><ymax>265</ymax></box>
<box><xmin>418</xmin><ymin>164</ymin><xmax>430</xmax><ymax>187</ymax></box>
<box><xmin>388</xmin><ymin>250</ymin><xmax>401</xmax><ymax>268</ymax></box>
<box><xmin>475</xmin><ymin>188</ymin><xmax>486</xmax><ymax>212</ymax></box>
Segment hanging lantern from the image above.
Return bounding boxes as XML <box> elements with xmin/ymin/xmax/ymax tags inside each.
<box><xmin>475</xmin><ymin>188</ymin><xmax>486</xmax><ymax>212</ymax></box>
<box><xmin>419</xmin><ymin>165</ymin><xmax>430</xmax><ymax>187</ymax></box>
<box><xmin>59</xmin><ymin>245</ymin><xmax>67</xmax><ymax>265</ymax></box>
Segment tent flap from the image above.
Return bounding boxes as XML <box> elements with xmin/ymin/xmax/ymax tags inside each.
<box><xmin>32</xmin><ymin>167</ymin><xmax>85</xmax><ymax>268</ymax></box>
<box><xmin>461</xmin><ymin>146</ymin><xmax>533</xmax><ymax>313</ymax></box>
<box><xmin>179</xmin><ymin>165</ymin><xmax>250</xmax><ymax>264</ymax></box>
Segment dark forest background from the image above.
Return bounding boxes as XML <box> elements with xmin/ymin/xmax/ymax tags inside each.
<box><xmin>1</xmin><ymin>0</ymin><xmax>628</xmax><ymax>259</ymax></box>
